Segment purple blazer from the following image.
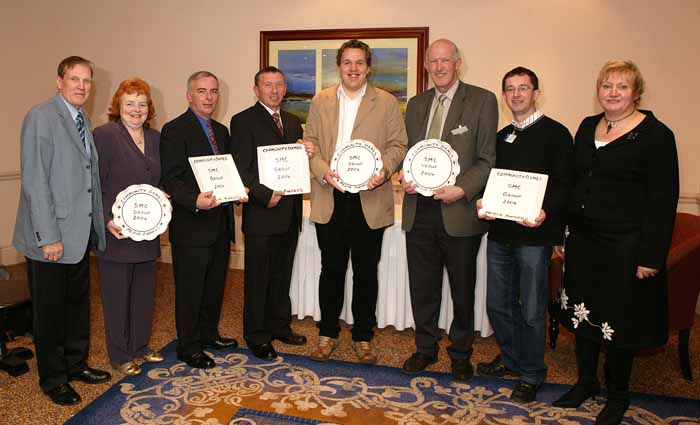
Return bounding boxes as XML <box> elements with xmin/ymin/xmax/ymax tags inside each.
<box><xmin>93</xmin><ymin>121</ymin><xmax>161</xmax><ymax>262</ymax></box>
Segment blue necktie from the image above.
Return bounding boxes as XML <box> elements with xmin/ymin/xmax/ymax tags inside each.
<box><xmin>76</xmin><ymin>112</ymin><xmax>90</xmax><ymax>156</ymax></box>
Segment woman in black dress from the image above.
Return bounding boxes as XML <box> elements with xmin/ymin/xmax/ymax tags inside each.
<box><xmin>553</xmin><ymin>61</ymin><xmax>679</xmax><ymax>425</ymax></box>
<box><xmin>94</xmin><ymin>79</ymin><xmax>164</xmax><ymax>375</ymax></box>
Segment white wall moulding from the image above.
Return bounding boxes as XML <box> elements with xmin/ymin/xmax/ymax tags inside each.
<box><xmin>0</xmin><ymin>171</ymin><xmax>20</xmax><ymax>182</ymax></box>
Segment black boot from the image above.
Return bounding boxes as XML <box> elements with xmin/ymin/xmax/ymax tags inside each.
<box><xmin>553</xmin><ymin>337</ymin><xmax>601</xmax><ymax>408</ymax></box>
<box><xmin>595</xmin><ymin>348</ymin><xmax>633</xmax><ymax>425</ymax></box>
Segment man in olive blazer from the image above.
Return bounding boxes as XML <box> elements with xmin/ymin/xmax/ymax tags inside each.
<box><xmin>304</xmin><ymin>39</ymin><xmax>407</xmax><ymax>363</ymax></box>
<box><xmin>13</xmin><ymin>56</ymin><xmax>109</xmax><ymax>406</ymax></box>
<box><xmin>400</xmin><ymin>39</ymin><xmax>497</xmax><ymax>382</ymax></box>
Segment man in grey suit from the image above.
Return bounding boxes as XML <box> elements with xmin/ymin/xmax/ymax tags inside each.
<box><xmin>399</xmin><ymin>39</ymin><xmax>497</xmax><ymax>382</ymax></box>
<box><xmin>13</xmin><ymin>56</ymin><xmax>110</xmax><ymax>406</ymax></box>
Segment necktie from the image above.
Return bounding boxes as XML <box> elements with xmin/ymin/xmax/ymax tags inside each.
<box><xmin>206</xmin><ymin>121</ymin><xmax>220</xmax><ymax>155</ymax></box>
<box><xmin>76</xmin><ymin>112</ymin><xmax>90</xmax><ymax>156</ymax></box>
<box><xmin>272</xmin><ymin>112</ymin><xmax>284</xmax><ymax>136</ymax></box>
<box><xmin>427</xmin><ymin>94</ymin><xmax>446</xmax><ymax>140</ymax></box>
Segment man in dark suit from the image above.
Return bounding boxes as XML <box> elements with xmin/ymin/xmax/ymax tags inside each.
<box><xmin>13</xmin><ymin>56</ymin><xmax>110</xmax><ymax>405</ymax></box>
<box><xmin>230</xmin><ymin>66</ymin><xmax>313</xmax><ymax>359</ymax></box>
<box><xmin>160</xmin><ymin>71</ymin><xmax>239</xmax><ymax>369</ymax></box>
<box><xmin>399</xmin><ymin>39</ymin><xmax>498</xmax><ymax>382</ymax></box>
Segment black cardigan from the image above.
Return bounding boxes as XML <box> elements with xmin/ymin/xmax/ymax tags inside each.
<box><xmin>568</xmin><ymin>111</ymin><xmax>679</xmax><ymax>269</ymax></box>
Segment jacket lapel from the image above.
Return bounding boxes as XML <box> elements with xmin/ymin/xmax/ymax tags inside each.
<box><xmin>186</xmin><ymin>109</ymin><xmax>217</xmax><ymax>155</ymax></box>
<box><xmin>255</xmin><ymin>102</ymin><xmax>284</xmax><ymax>142</ymax></box>
<box><xmin>326</xmin><ymin>87</ymin><xmax>340</xmax><ymax>154</ymax></box>
<box><xmin>417</xmin><ymin>89</ymin><xmax>434</xmax><ymax>140</ymax></box>
<box><xmin>441</xmin><ymin>82</ymin><xmax>467</xmax><ymax>141</ymax></box>
<box><xmin>52</xmin><ymin>95</ymin><xmax>89</xmax><ymax>159</ymax></box>
<box><xmin>353</xmin><ymin>85</ymin><xmax>377</xmax><ymax>133</ymax></box>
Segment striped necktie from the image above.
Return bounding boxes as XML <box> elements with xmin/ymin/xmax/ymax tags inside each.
<box><xmin>76</xmin><ymin>112</ymin><xmax>90</xmax><ymax>156</ymax></box>
<box><xmin>206</xmin><ymin>121</ymin><xmax>220</xmax><ymax>155</ymax></box>
<box><xmin>272</xmin><ymin>112</ymin><xmax>284</xmax><ymax>136</ymax></box>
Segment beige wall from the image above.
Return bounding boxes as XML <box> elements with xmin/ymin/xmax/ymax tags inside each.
<box><xmin>1</xmin><ymin>0</ymin><xmax>698</xmax><ymax>264</ymax></box>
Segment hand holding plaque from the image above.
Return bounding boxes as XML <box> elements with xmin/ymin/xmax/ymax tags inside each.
<box><xmin>402</xmin><ymin>139</ymin><xmax>460</xmax><ymax>196</ymax></box>
<box><xmin>480</xmin><ymin>168</ymin><xmax>549</xmax><ymax>222</ymax></box>
<box><xmin>257</xmin><ymin>143</ymin><xmax>310</xmax><ymax>195</ymax></box>
<box><xmin>188</xmin><ymin>154</ymin><xmax>248</xmax><ymax>202</ymax></box>
<box><xmin>330</xmin><ymin>139</ymin><xmax>383</xmax><ymax>193</ymax></box>
<box><xmin>112</xmin><ymin>184</ymin><xmax>171</xmax><ymax>241</ymax></box>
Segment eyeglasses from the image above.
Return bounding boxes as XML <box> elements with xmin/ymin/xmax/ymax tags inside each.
<box><xmin>504</xmin><ymin>85</ymin><xmax>533</xmax><ymax>94</ymax></box>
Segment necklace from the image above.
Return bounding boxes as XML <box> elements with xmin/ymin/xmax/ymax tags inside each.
<box><xmin>604</xmin><ymin>110</ymin><xmax>636</xmax><ymax>134</ymax></box>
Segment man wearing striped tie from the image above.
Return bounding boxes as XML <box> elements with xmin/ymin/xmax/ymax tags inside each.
<box><xmin>13</xmin><ymin>56</ymin><xmax>110</xmax><ymax>405</ymax></box>
<box><xmin>160</xmin><ymin>71</ymin><xmax>241</xmax><ymax>370</ymax></box>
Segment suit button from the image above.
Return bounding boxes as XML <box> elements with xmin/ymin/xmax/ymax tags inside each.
<box><xmin>88</xmin><ymin>212</ymin><xmax>92</xmax><ymax>217</ymax></box>
<box><xmin>86</xmin><ymin>164</ymin><xmax>91</xmax><ymax>169</ymax></box>
<box><xmin>87</xmin><ymin>188</ymin><xmax>92</xmax><ymax>193</ymax></box>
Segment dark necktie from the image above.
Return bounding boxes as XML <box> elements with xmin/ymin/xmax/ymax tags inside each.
<box><xmin>76</xmin><ymin>112</ymin><xmax>90</xmax><ymax>156</ymax></box>
<box><xmin>206</xmin><ymin>121</ymin><xmax>220</xmax><ymax>154</ymax></box>
<box><xmin>272</xmin><ymin>112</ymin><xmax>284</xmax><ymax>136</ymax></box>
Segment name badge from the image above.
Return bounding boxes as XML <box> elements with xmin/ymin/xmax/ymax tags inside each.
<box><xmin>504</xmin><ymin>133</ymin><xmax>517</xmax><ymax>143</ymax></box>
<box><xmin>451</xmin><ymin>125</ymin><xmax>468</xmax><ymax>135</ymax></box>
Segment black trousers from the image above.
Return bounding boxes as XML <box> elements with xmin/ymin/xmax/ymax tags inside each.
<box><xmin>97</xmin><ymin>259</ymin><xmax>157</xmax><ymax>365</ymax></box>
<box><xmin>26</xmin><ymin>251</ymin><xmax>90</xmax><ymax>392</ymax></box>
<box><xmin>315</xmin><ymin>191</ymin><xmax>385</xmax><ymax>341</ymax></box>
<box><xmin>243</xmin><ymin>224</ymin><xmax>299</xmax><ymax>346</ymax></box>
<box><xmin>406</xmin><ymin>202</ymin><xmax>482</xmax><ymax>360</ymax></box>
<box><xmin>171</xmin><ymin>233</ymin><xmax>231</xmax><ymax>357</ymax></box>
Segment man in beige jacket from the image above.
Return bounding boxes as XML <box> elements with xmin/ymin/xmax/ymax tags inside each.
<box><xmin>304</xmin><ymin>39</ymin><xmax>407</xmax><ymax>363</ymax></box>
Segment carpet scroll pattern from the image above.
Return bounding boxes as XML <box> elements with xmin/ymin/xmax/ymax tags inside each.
<box><xmin>66</xmin><ymin>344</ymin><xmax>700</xmax><ymax>425</ymax></box>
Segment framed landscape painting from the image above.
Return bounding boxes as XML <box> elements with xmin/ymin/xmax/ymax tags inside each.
<box><xmin>260</xmin><ymin>27</ymin><xmax>429</xmax><ymax>123</ymax></box>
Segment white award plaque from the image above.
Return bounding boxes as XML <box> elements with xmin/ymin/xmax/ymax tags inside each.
<box><xmin>188</xmin><ymin>154</ymin><xmax>248</xmax><ymax>202</ymax></box>
<box><xmin>403</xmin><ymin>139</ymin><xmax>460</xmax><ymax>196</ymax></box>
<box><xmin>257</xmin><ymin>143</ymin><xmax>310</xmax><ymax>195</ymax></box>
<box><xmin>480</xmin><ymin>168</ymin><xmax>549</xmax><ymax>222</ymax></box>
<box><xmin>330</xmin><ymin>139</ymin><xmax>383</xmax><ymax>193</ymax></box>
<box><xmin>112</xmin><ymin>184</ymin><xmax>171</xmax><ymax>241</ymax></box>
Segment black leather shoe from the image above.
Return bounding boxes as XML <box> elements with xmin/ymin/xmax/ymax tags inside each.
<box><xmin>510</xmin><ymin>380</ymin><xmax>541</xmax><ymax>403</ymax></box>
<box><xmin>274</xmin><ymin>333</ymin><xmax>307</xmax><ymax>346</ymax></box>
<box><xmin>45</xmin><ymin>383</ymin><xmax>81</xmax><ymax>406</ymax></box>
<box><xmin>402</xmin><ymin>352</ymin><xmax>437</xmax><ymax>374</ymax></box>
<box><xmin>202</xmin><ymin>336</ymin><xmax>238</xmax><ymax>350</ymax></box>
<box><xmin>552</xmin><ymin>384</ymin><xmax>601</xmax><ymax>408</ymax></box>
<box><xmin>68</xmin><ymin>367</ymin><xmax>111</xmax><ymax>384</ymax></box>
<box><xmin>250</xmin><ymin>343</ymin><xmax>278</xmax><ymax>360</ymax></box>
<box><xmin>477</xmin><ymin>355</ymin><xmax>520</xmax><ymax>378</ymax></box>
<box><xmin>594</xmin><ymin>399</ymin><xmax>629</xmax><ymax>425</ymax></box>
<box><xmin>451</xmin><ymin>359</ymin><xmax>474</xmax><ymax>383</ymax></box>
<box><xmin>178</xmin><ymin>351</ymin><xmax>215</xmax><ymax>369</ymax></box>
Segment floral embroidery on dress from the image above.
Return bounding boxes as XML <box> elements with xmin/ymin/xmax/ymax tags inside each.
<box><xmin>559</xmin><ymin>289</ymin><xmax>616</xmax><ymax>341</ymax></box>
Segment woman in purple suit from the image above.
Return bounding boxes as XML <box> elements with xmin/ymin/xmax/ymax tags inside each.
<box><xmin>93</xmin><ymin>78</ymin><xmax>164</xmax><ymax>375</ymax></box>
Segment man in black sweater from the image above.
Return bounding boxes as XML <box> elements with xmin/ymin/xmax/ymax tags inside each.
<box><xmin>476</xmin><ymin>67</ymin><xmax>573</xmax><ymax>403</ymax></box>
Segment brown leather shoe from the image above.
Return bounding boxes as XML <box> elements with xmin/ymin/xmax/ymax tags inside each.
<box><xmin>354</xmin><ymin>341</ymin><xmax>377</xmax><ymax>364</ymax></box>
<box><xmin>310</xmin><ymin>336</ymin><xmax>338</xmax><ymax>361</ymax></box>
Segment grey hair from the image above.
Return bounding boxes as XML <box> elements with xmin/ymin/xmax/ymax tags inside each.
<box><xmin>187</xmin><ymin>70</ymin><xmax>219</xmax><ymax>91</ymax></box>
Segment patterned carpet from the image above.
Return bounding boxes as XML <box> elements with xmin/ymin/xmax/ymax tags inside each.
<box><xmin>64</xmin><ymin>342</ymin><xmax>700</xmax><ymax>425</ymax></box>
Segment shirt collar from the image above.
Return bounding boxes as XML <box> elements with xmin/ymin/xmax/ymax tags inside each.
<box><xmin>512</xmin><ymin>110</ymin><xmax>544</xmax><ymax>130</ymax></box>
<box><xmin>434</xmin><ymin>80</ymin><xmax>459</xmax><ymax>103</ymax></box>
<box><xmin>337</xmin><ymin>83</ymin><xmax>367</xmax><ymax>101</ymax></box>
<box><xmin>59</xmin><ymin>95</ymin><xmax>81</xmax><ymax>121</ymax></box>
<box><xmin>258</xmin><ymin>101</ymin><xmax>279</xmax><ymax>115</ymax></box>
